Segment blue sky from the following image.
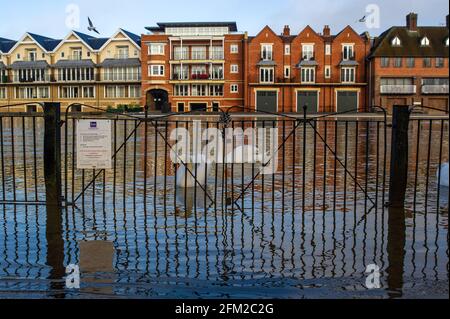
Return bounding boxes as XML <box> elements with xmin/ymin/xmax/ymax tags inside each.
<box><xmin>0</xmin><ymin>0</ymin><xmax>448</xmax><ymax>40</ymax></box>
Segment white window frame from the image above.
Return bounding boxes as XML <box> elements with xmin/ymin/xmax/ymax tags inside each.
<box><xmin>230</xmin><ymin>84</ymin><xmax>239</xmax><ymax>93</ymax></box>
<box><xmin>261</xmin><ymin>44</ymin><xmax>273</xmax><ymax>61</ymax></box>
<box><xmin>82</xmin><ymin>86</ymin><xmax>95</xmax><ymax>98</ymax></box>
<box><xmin>302</xmin><ymin>44</ymin><xmax>314</xmax><ymax>60</ymax></box>
<box><xmin>148</xmin><ymin>43</ymin><xmax>165</xmax><ymax>55</ymax></box>
<box><xmin>325</xmin><ymin>65</ymin><xmax>331</xmax><ymax>79</ymax></box>
<box><xmin>128</xmin><ymin>85</ymin><xmax>141</xmax><ymax>98</ymax></box>
<box><xmin>259</xmin><ymin>67</ymin><xmax>274</xmax><ymax>83</ymax></box>
<box><xmin>301</xmin><ymin>67</ymin><xmax>315</xmax><ymax>83</ymax></box>
<box><xmin>325</xmin><ymin>44</ymin><xmax>331</xmax><ymax>56</ymax></box>
<box><xmin>0</xmin><ymin>87</ymin><xmax>7</xmax><ymax>99</ymax></box>
<box><xmin>284</xmin><ymin>66</ymin><xmax>290</xmax><ymax>78</ymax></box>
<box><xmin>391</xmin><ymin>37</ymin><xmax>401</xmax><ymax>46</ymax></box>
<box><xmin>149</xmin><ymin>64</ymin><xmax>165</xmax><ymax>77</ymax></box>
<box><xmin>284</xmin><ymin>44</ymin><xmax>291</xmax><ymax>55</ymax></box>
<box><xmin>230</xmin><ymin>44</ymin><xmax>239</xmax><ymax>54</ymax></box>
<box><xmin>230</xmin><ymin>64</ymin><xmax>239</xmax><ymax>74</ymax></box>
<box><xmin>341</xmin><ymin>67</ymin><xmax>356</xmax><ymax>83</ymax></box>
<box><xmin>342</xmin><ymin>44</ymin><xmax>354</xmax><ymax>61</ymax></box>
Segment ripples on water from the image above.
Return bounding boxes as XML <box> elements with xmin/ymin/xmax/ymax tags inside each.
<box><xmin>0</xmin><ymin>116</ymin><xmax>448</xmax><ymax>298</ymax></box>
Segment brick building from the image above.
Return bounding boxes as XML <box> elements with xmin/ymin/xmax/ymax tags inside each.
<box><xmin>141</xmin><ymin>22</ymin><xmax>246</xmax><ymax>112</ymax></box>
<box><xmin>245</xmin><ymin>24</ymin><xmax>371</xmax><ymax>113</ymax></box>
<box><xmin>368</xmin><ymin>13</ymin><xmax>449</xmax><ymax>113</ymax></box>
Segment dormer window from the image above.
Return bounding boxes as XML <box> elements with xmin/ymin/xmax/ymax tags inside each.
<box><xmin>445</xmin><ymin>38</ymin><xmax>449</xmax><ymax>47</ymax></box>
<box><xmin>391</xmin><ymin>37</ymin><xmax>401</xmax><ymax>46</ymax></box>
<box><xmin>421</xmin><ymin>37</ymin><xmax>430</xmax><ymax>46</ymax></box>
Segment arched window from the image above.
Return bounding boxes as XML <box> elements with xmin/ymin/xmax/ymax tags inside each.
<box><xmin>391</xmin><ymin>36</ymin><xmax>401</xmax><ymax>46</ymax></box>
<box><xmin>421</xmin><ymin>37</ymin><xmax>430</xmax><ymax>46</ymax></box>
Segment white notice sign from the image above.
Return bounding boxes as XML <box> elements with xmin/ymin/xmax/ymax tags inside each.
<box><xmin>76</xmin><ymin>120</ymin><xmax>112</xmax><ymax>169</ymax></box>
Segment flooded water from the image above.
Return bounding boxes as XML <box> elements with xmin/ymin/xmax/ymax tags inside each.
<box><xmin>0</xmin><ymin>115</ymin><xmax>448</xmax><ymax>299</ymax></box>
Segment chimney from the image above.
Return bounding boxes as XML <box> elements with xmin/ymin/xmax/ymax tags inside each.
<box><xmin>323</xmin><ymin>25</ymin><xmax>331</xmax><ymax>37</ymax></box>
<box><xmin>406</xmin><ymin>12</ymin><xmax>418</xmax><ymax>31</ymax></box>
<box><xmin>283</xmin><ymin>25</ymin><xmax>291</xmax><ymax>37</ymax></box>
<box><xmin>446</xmin><ymin>14</ymin><xmax>449</xmax><ymax>28</ymax></box>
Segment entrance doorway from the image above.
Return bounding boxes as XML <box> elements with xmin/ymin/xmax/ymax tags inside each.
<box><xmin>190</xmin><ymin>103</ymin><xmax>208</xmax><ymax>112</ymax></box>
<box><xmin>146</xmin><ymin>89</ymin><xmax>169</xmax><ymax>111</ymax></box>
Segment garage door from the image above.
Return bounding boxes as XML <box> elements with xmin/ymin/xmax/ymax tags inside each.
<box><xmin>337</xmin><ymin>91</ymin><xmax>358</xmax><ymax>113</ymax></box>
<box><xmin>257</xmin><ymin>91</ymin><xmax>277</xmax><ymax>113</ymax></box>
<box><xmin>297</xmin><ymin>91</ymin><xmax>318</xmax><ymax>113</ymax></box>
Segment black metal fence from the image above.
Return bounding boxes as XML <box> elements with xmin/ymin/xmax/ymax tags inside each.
<box><xmin>0</xmin><ymin>102</ymin><xmax>448</xmax><ymax>298</ymax></box>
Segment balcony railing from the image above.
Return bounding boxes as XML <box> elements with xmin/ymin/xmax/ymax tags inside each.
<box><xmin>101</xmin><ymin>73</ymin><xmax>141</xmax><ymax>81</ymax></box>
<box><xmin>13</xmin><ymin>75</ymin><xmax>51</xmax><ymax>83</ymax></box>
<box><xmin>380</xmin><ymin>85</ymin><xmax>416</xmax><ymax>94</ymax></box>
<box><xmin>421</xmin><ymin>85</ymin><xmax>449</xmax><ymax>94</ymax></box>
<box><xmin>67</xmin><ymin>55</ymin><xmax>83</xmax><ymax>61</ymax></box>
<box><xmin>171</xmin><ymin>73</ymin><xmax>224</xmax><ymax>81</ymax></box>
<box><xmin>57</xmin><ymin>75</ymin><xmax>99</xmax><ymax>82</ymax></box>
<box><xmin>114</xmin><ymin>54</ymin><xmax>130</xmax><ymax>59</ymax></box>
<box><xmin>172</xmin><ymin>50</ymin><xmax>224</xmax><ymax>61</ymax></box>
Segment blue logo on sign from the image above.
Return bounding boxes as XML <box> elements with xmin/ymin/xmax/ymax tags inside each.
<box><xmin>90</xmin><ymin>122</ymin><xmax>97</xmax><ymax>128</ymax></box>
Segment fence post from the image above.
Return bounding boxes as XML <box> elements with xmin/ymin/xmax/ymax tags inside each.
<box><xmin>388</xmin><ymin>105</ymin><xmax>410</xmax><ymax>208</ymax></box>
<box><xmin>44</xmin><ymin>102</ymin><xmax>62</xmax><ymax>208</ymax></box>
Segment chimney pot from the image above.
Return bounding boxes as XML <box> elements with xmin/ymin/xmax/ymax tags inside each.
<box><xmin>323</xmin><ymin>25</ymin><xmax>331</xmax><ymax>37</ymax></box>
<box><xmin>406</xmin><ymin>12</ymin><xmax>418</xmax><ymax>31</ymax></box>
<box><xmin>283</xmin><ymin>25</ymin><xmax>291</xmax><ymax>36</ymax></box>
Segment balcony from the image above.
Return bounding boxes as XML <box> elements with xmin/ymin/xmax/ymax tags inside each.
<box><xmin>380</xmin><ymin>85</ymin><xmax>416</xmax><ymax>94</ymax></box>
<box><xmin>171</xmin><ymin>73</ymin><xmax>224</xmax><ymax>81</ymax></box>
<box><xmin>13</xmin><ymin>75</ymin><xmax>52</xmax><ymax>83</ymax></box>
<box><xmin>101</xmin><ymin>73</ymin><xmax>141</xmax><ymax>82</ymax></box>
<box><xmin>422</xmin><ymin>85</ymin><xmax>449</xmax><ymax>94</ymax></box>
<box><xmin>67</xmin><ymin>55</ymin><xmax>83</xmax><ymax>61</ymax></box>
<box><xmin>114</xmin><ymin>54</ymin><xmax>130</xmax><ymax>59</ymax></box>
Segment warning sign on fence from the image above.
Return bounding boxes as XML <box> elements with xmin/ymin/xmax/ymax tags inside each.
<box><xmin>76</xmin><ymin>120</ymin><xmax>112</xmax><ymax>170</ymax></box>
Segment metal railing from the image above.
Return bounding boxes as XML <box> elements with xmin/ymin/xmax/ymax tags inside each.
<box><xmin>421</xmin><ymin>84</ymin><xmax>449</xmax><ymax>94</ymax></box>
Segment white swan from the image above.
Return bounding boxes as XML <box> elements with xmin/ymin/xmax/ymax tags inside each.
<box><xmin>438</xmin><ymin>163</ymin><xmax>449</xmax><ymax>188</ymax></box>
<box><xmin>176</xmin><ymin>154</ymin><xmax>212</xmax><ymax>188</ymax></box>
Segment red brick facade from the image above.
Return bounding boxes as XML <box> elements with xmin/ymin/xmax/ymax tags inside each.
<box><xmin>245</xmin><ymin>25</ymin><xmax>370</xmax><ymax>113</ymax></box>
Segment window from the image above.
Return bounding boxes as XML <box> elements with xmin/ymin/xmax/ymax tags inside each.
<box><xmin>423</xmin><ymin>58</ymin><xmax>432</xmax><ymax>68</ymax></box>
<box><xmin>211</xmin><ymin>65</ymin><xmax>223</xmax><ymax>79</ymax></box>
<box><xmin>325</xmin><ymin>44</ymin><xmax>331</xmax><ymax>55</ymax></box>
<box><xmin>446</xmin><ymin>38</ymin><xmax>449</xmax><ymax>47</ymax></box>
<box><xmin>17</xmin><ymin>54</ymin><xmax>20</xmax><ymax>59</ymax></box>
<box><xmin>230</xmin><ymin>84</ymin><xmax>238</xmax><ymax>93</ymax></box>
<box><xmin>342</xmin><ymin>44</ymin><xmax>354</xmax><ymax>60</ymax></box>
<box><xmin>16</xmin><ymin>87</ymin><xmax>49</xmax><ymax>99</ymax></box>
<box><xmin>341</xmin><ymin>67</ymin><xmax>356</xmax><ymax>83</ymax></box>
<box><xmin>435</xmin><ymin>57</ymin><xmax>444</xmax><ymax>68</ymax></box>
<box><xmin>173</xmin><ymin>46</ymin><xmax>189</xmax><ymax>60</ymax></box>
<box><xmin>174</xmin><ymin>84</ymin><xmax>189</xmax><ymax>96</ymax></box>
<box><xmin>210</xmin><ymin>85</ymin><xmax>224</xmax><ymax>96</ymax></box>
<box><xmin>116</xmin><ymin>46</ymin><xmax>129</xmax><ymax>59</ymax></box>
<box><xmin>261</xmin><ymin>44</ymin><xmax>273</xmax><ymax>61</ymax></box>
<box><xmin>192</xmin><ymin>46</ymin><xmax>207</xmax><ymax>60</ymax></box>
<box><xmin>0</xmin><ymin>87</ymin><xmax>6</xmax><ymax>99</ymax></box>
<box><xmin>59</xmin><ymin>86</ymin><xmax>80</xmax><ymax>99</ymax></box>
<box><xmin>230</xmin><ymin>64</ymin><xmax>239</xmax><ymax>74</ymax></box>
<box><xmin>325</xmin><ymin>65</ymin><xmax>331</xmax><ymax>79</ymax></box>
<box><xmin>210</xmin><ymin>46</ymin><xmax>224</xmax><ymax>59</ymax></box>
<box><xmin>284</xmin><ymin>66</ymin><xmax>290</xmax><ymax>78</ymax></box>
<box><xmin>191</xmin><ymin>84</ymin><xmax>207</xmax><ymax>96</ymax></box>
<box><xmin>301</xmin><ymin>67</ymin><xmax>315</xmax><ymax>83</ymax></box>
<box><xmin>82</xmin><ymin>86</ymin><xmax>95</xmax><ymax>98</ymax></box>
<box><xmin>284</xmin><ymin>44</ymin><xmax>290</xmax><ymax>55</ymax></box>
<box><xmin>128</xmin><ymin>85</ymin><xmax>141</xmax><ymax>98</ymax></box>
<box><xmin>406</xmin><ymin>57</ymin><xmax>415</xmax><ymax>68</ymax></box>
<box><xmin>394</xmin><ymin>58</ymin><xmax>402</xmax><ymax>68</ymax></box>
<box><xmin>71</xmin><ymin>48</ymin><xmax>82</xmax><ymax>60</ymax></box>
<box><xmin>149</xmin><ymin>65</ymin><xmax>164</xmax><ymax>76</ymax></box>
<box><xmin>149</xmin><ymin>43</ymin><xmax>165</xmax><ymax>55</ymax></box>
<box><xmin>230</xmin><ymin>44</ymin><xmax>239</xmax><ymax>54</ymax></box>
<box><xmin>61</xmin><ymin>52</ymin><xmax>65</xmax><ymax>58</ymax></box>
<box><xmin>391</xmin><ymin>37</ymin><xmax>401</xmax><ymax>46</ymax></box>
<box><xmin>381</xmin><ymin>57</ymin><xmax>390</xmax><ymax>68</ymax></box>
<box><xmin>172</xmin><ymin>65</ymin><xmax>189</xmax><ymax>80</ymax></box>
<box><xmin>27</xmin><ymin>50</ymin><xmax>37</xmax><ymax>61</ymax></box>
<box><xmin>302</xmin><ymin>44</ymin><xmax>314</xmax><ymax>60</ymax></box>
<box><xmin>105</xmin><ymin>85</ymin><xmax>126</xmax><ymax>98</ymax></box>
<box><xmin>421</xmin><ymin>37</ymin><xmax>430</xmax><ymax>46</ymax></box>
<box><xmin>380</xmin><ymin>78</ymin><xmax>413</xmax><ymax>85</ymax></box>
<box><xmin>259</xmin><ymin>67</ymin><xmax>274</xmax><ymax>83</ymax></box>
